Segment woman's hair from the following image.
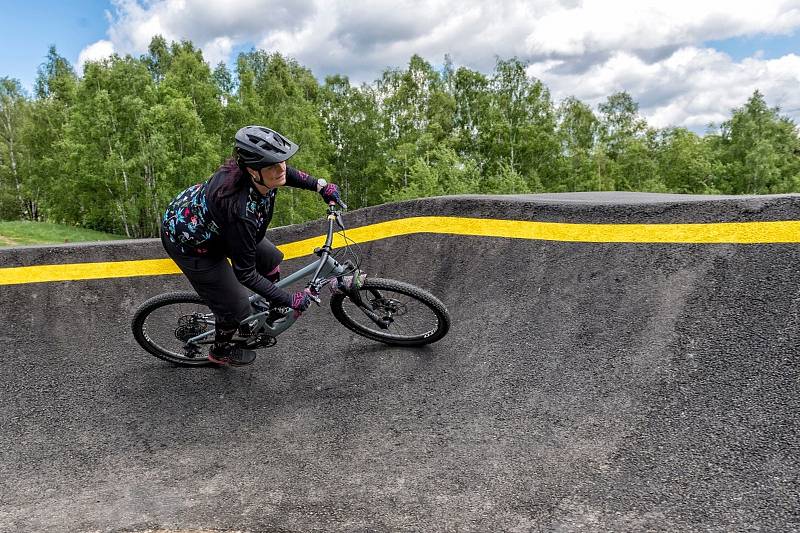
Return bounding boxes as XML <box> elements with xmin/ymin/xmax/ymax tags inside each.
<box><xmin>213</xmin><ymin>157</ymin><xmax>248</xmax><ymax>199</ymax></box>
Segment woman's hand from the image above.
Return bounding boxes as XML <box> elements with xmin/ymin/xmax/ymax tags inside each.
<box><xmin>319</xmin><ymin>183</ymin><xmax>341</xmax><ymax>205</ymax></box>
<box><xmin>290</xmin><ymin>289</ymin><xmax>314</xmax><ymax>318</ymax></box>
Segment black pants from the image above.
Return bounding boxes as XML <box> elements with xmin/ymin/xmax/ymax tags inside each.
<box><xmin>161</xmin><ymin>229</ymin><xmax>283</xmax><ymax>333</ymax></box>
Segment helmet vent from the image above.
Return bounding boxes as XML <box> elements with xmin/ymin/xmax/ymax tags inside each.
<box><xmin>234</xmin><ymin>125</ymin><xmax>298</xmax><ymax>166</ymax></box>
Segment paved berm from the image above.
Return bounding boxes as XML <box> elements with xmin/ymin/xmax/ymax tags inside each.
<box><xmin>1</xmin><ymin>193</ymin><xmax>799</xmax><ymax>532</ymax></box>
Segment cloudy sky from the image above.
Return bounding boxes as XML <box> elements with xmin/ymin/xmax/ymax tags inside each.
<box><xmin>3</xmin><ymin>0</ymin><xmax>800</xmax><ymax>131</ymax></box>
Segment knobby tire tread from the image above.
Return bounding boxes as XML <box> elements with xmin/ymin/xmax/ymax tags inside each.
<box><xmin>329</xmin><ymin>277</ymin><xmax>450</xmax><ymax>346</ymax></box>
<box><xmin>131</xmin><ymin>291</ymin><xmax>212</xmax><ymax>366</ymax></box>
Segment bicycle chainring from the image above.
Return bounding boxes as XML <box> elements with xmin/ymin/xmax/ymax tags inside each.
<box><xmin>245</xmin><ymin>333</ymin><xmax>277</xmax><ymax>349</ymax></box>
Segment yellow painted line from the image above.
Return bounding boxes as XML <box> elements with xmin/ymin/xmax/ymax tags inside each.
<box><xmin>1</xmin><ymin>216</ymin><xmax>799</xmax><ymax>285</ymax></box>
<box><xmin>0</xmin><ymin>258</ymin><xmax>182</xmax><ymax>285</ymax></box>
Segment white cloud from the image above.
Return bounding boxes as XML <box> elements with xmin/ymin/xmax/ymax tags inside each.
<box><xmin>77</xmin><ymin>40</ymin><xmax>115</xmax><ymax>70</ymax></box>
<box><xmin>529</xmin><ymin>47</ymin><xmax>800</xmax><ymax>130</ymax></box>
<box><xmin>99</xmin><ymin>0</ymin><xmax>314</xmax><ymax>56</ymax></box>
<box><xmin>523</xmin><ymin>0</ymin><xmax>800</xmax><ymax>57</ymax></box>
<box><xmin>202</xmin><ymin>36</ymin><xmax>234</xmax><ymax>66</ymax></box>
<box><xmin>78</xmin><ymin>0</ymin><xmax>800</xmax><ymax>129</ymax></box>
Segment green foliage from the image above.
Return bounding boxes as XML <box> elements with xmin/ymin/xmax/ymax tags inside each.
<box><xmin>2</xmin><ymin>37</ymin><xmax>799</xmax><ymax>238</ymax></box>
<box><xmin>655</xmin><ymin>128</ymin><xmax>720</xmax><ymax>193</ymax></box>
<box><xmin>385</xmin><ymin>145</ymin><xmax>480</xmax><ymax>201</ymax></box>
<box><xmin>0</xmin><ymin>77</ymin><xmax>28</xmax><ymax>219</ymax></box>
<box><xmin>320</xmin><ymin>75</ymin><xmax>386</xmax><ymax>209</ymax></box>
<box><xmin>235</xmin><ymin>50</ymin><xmax>331</xmax><ymax>226</ymax></box>
<box><xmin>0</xmin><ymin>220</ymin><xmax>125</xmax><ymax>246</ymax></box>
<box><xmin>555</xmin><ymin>97</ymin><xmax>601</xmax><ymax>191</ymax></box>
<box><xmin>708</xmin><ymin>91</ymin><xmax>800</xmax><ymax>194</ymax></box>
<box><xmin>486</xmin><ymin>59</ymin><xmax>559</xmax><ymax>189</ymax></box>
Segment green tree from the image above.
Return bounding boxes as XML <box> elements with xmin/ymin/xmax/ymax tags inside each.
<box><xmin>615</xmin><ymin>133</ymin><xmax>662</xmax><ymax>191</ymax></box>
<box><xmin>598</xmin><ymin>91</ymin><xmax>647</xmax><ymax>158</ymax></box>
<box><xmin>375</xmin><ymin>55</ymin><xmax>455</xmax><ymax>196</ymax></box>
<box><xmin>136</xmin><ymin>94</ymin><xmax>219</xmax><ymax>236</ymax></box>
<box><xmin>144</xmin><ymin>35</ymin><xmax>171</xmax><ymax>83</ymax></box>
<box><xmin>59</xmin><ymin>52</ymin><xmax>218</xmax><ymax>237</ymax></box>
<box><xmin>384</xmin><ymin>145</ymin><xmax>479</xmax><ymax>201</ymax></box>
<box><xmin>484</xmin><ymin>58</ymin><xmax>559</xmax><ymax>191</ymax></box>
<box><xmin>159</xmin><ymin>40</ymin><xmax>223</xmax><ymax>138</ymax></box>
<box><xmin>58</xmin><ymin>57</ymin><xmax>154</xmax><ymax>233</ymax></box>
<box><xmin>235</xmin><ymin>50</ymin><xmax>331</xmax><ymax>225</ymax></box>
<box><xmin>377</xmin><ymin>55</ymin><xmax>444</xmax><ymax>143</ymax></box>
<box><xmin>597</xmin><ymin>92</ymin><xmax>659</xmax><ymax>190</ymax></box>
<box><xmin>556</xmin><ymin>96</ymin><xmax>601</xmax><ymax>191</ymax></box>
<box><xmin>34</xmin><ymin>45</ymin><xmax>78</xmax><ymax>101</ymax></box>
<box><xmin>655</xmin><ymin>128</ymin><xmax>720</xmax><ymax>193</ymax></box>
<box><xmin>320</xmin><ymin>75</ymin><xmax>386</xmax><ymax>208</ymax></box>
<box><xmin>5</xmin><ymin>44</ymin><xmax>800</xmax><ymax>235</ymax></box>
<box><xmin>711</xmin><ymin>90</ymin><xmax>800</xmax><ymax>193</ymax></box>
<box><xmin>19</xmin><ymin>47</ymin><xmax>79</xmax><ymax>221</ymax></box>
<box><xmin>451</xmin><ymin>65</ymin><xmax>493</xmax><ymax>182</ymax></box>
<box><xmin>0</xmin><ymin>78</ymin><xmax>28</xmax><ymax>219</ymax></box>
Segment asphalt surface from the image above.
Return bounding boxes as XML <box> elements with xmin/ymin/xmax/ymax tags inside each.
<box><xmin>1</xmin><ymin>193</ymin><xmax>799</xmax><ymax>532</ymax></box>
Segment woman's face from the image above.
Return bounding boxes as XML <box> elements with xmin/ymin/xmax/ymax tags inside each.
<box><xmin>249</xmin><ymin>161</ymin><xmax>286</xmax><ymax>192</ymax></box>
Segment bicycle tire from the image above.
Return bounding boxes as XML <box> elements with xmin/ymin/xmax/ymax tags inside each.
<box><xmin>131</xmin><ymin>291</ymin><xmax>214</xmax><ymax>366</ymax></box>
<box><xmin>330</xmin><ymin>277</ymin><xmax>450</xmax><ymax>346</ymax></box>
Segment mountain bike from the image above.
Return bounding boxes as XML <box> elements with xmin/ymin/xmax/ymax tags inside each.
<box><xmin>131</xmin><ymin>201</ymin><xmax>451</xmax><ymax>366</ymax></box>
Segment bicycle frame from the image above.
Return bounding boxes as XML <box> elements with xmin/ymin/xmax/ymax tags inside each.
<box><xmin>185</xmin><ymin>203</ymin><xmax>351</xmax><ymax>345</ymax></box>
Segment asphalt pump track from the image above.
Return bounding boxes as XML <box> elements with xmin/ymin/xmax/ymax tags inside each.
<box><xmin>1</xmin><ymin>193</ymin><xmax>798</xmax><ymax>532</ymax></box>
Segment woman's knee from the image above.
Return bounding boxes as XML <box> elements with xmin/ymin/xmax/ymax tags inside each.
<box><xmin>256</xmin><ymin>239</ymin><xmax>284</xmax><ymax>278</ymax></box>
<box><xmin>265</xmin><ymin>264</ymin><xmax>281</xmax><ymax>283</ymax></box>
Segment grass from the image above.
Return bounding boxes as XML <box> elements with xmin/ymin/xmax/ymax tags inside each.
<box><xmin>0</xmin><ymin>220</ymin><xmax>128</xmax><ymax>247</ymax></box>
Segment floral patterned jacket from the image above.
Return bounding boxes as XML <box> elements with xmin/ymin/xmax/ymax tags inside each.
<box><xmin>162</xmin><ymin>165</ymin><xmax>319</xmax><ymax>304</ymax></box>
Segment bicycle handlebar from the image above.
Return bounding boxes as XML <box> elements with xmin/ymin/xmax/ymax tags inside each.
<box><xmin>307</xmin><ymin>200</ymin><xmax>349</xmax><ymax>290</ymax></box>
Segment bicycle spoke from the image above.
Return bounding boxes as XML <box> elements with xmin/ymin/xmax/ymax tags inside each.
<box><xmin>139</xmin><ymin>297</ymin><xmax>215</xmax><ymax>361</ymax></box>
<box><xmin>338</xmin><ymin>284</ymin><xmax>440</xmax><ymax>341</ymax></box>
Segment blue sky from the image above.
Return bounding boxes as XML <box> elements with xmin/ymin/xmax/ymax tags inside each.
<box><xmin>1</xmin><ymin>1</ymin><xmax>110</xmax><ymax>93</ymax></box>
<box><xmin>2</xmin><ymin>1</ymin><xmax>799</xmax><ymax>130</ymax></box>
<box><xmin>1</xmin><ymin>1</ymin><xmax>261</xmax><ymax>93</ymax></box>
<box><xmin>708</xmin><ymin>32</ymin><xmax>800</xmax><ymax>61</ymax></box>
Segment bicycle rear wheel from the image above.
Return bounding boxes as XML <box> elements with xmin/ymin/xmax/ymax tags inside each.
<box><xmin>330</xmin><ymin>277</ymin><xmax>450</xmax><ymax>346</ymax></box>
<box><xmin>131</xmin><ymin>291</ymin><xmax>215</xmax><ymax>366</ymax></box>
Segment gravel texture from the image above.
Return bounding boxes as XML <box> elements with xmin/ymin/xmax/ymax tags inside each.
<box><xmin>1</xmin><ymin>193</ymin><xmax>799</xmax><ymax>532</ymax></box>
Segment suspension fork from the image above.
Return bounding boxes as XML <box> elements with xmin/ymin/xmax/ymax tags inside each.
<box><xmin>348</xmin><ymin>286</ymin><xmax>391</xmax><ymax>329</ymax></box>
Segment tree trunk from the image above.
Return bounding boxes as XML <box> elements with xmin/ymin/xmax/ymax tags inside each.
<box><xmin>119</xmin><ymin>151</ymin><xmax>130</xmax><ymax>199</ymax></box>
<box><xmin>106</xmin><ymin>180</ymin><xmax>130</xmax><ymax>237</ymax></box>
<box><xmin>1</xmin><ymin>106</ymin><xmax>25</xmax><ymax>217</ymax></box>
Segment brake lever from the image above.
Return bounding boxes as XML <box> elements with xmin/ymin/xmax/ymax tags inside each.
<box><xmin>307</xmin><ymin>285</ymin><xmax>322</xmax><ymax>306</ymax></box>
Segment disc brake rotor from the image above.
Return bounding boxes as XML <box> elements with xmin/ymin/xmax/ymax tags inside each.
<box><xmin>371</xmin><ymin>297</ymin><xmax>407</xmax><ymax>318</ymax></box>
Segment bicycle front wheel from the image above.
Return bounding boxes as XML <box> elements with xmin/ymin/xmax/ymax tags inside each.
<box><xmin>330</xmin><ymin>278</ymin><xmax>450</xmax><ymax>346</ymax></box>
<box><xmin>131</xmin><ymin>291</ymin><xmax>215</xmax><ymax>366</ymax></box>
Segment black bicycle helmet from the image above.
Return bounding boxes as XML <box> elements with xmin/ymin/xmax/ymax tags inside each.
<box><xmin>234</xmin><ymin>125</ymin><xmax>299</xmax><ymax>168</ymax></box>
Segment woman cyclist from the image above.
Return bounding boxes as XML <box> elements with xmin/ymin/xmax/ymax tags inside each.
<box><xmin>161</xmin><ymin>125</ymin><xmax>342</xmax><ymax>367</ymax></box>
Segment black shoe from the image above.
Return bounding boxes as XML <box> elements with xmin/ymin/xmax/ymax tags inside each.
<box><xmin>208</xmin><ymin>343</ymin><xmax>257</xmax><ymax>367</ymax></box>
